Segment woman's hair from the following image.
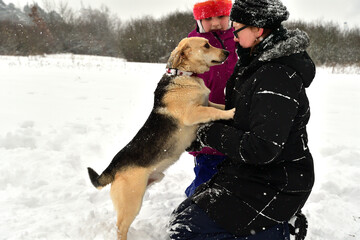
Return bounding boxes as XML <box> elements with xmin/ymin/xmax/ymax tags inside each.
<box><xmin>250</xmin><ymin>27</ymin><xmax>272</xmax><ymax>52</ymax></box>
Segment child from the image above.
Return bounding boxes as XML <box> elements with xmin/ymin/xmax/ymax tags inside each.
<box><xmin>185</xmin><ymin>0</ymin><xmax>237</xmax><ymax>197</ymax></box>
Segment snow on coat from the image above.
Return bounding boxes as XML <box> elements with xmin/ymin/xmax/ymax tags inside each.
<box><xmin>190</xmin><ymin>26</ymin><xmax>316</xmax><ymax>236</ymax></box>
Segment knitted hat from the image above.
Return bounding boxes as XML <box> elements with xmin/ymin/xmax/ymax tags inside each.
<box><xmin>230</xmin><ymin>0</ymin><xmax>289</xmax><ymax>29</ymax></box>
<box><xmin>193</xmin><ymin>0</ymin><xmax>233</xmax><ymax>20</ymax></box>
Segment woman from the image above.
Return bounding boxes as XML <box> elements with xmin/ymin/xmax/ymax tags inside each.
<box><xmin>185</xmin><ymin>0</ymin><xmax>237</xmax><ymax>197</ymax></box>
<box><xmin>169</xmin><ymin>0</ymin><xmax>316</xmax><ymax>239</ymax></box>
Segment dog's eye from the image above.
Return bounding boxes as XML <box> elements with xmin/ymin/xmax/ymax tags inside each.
<box><xmin>204</xmin><ymin>43</ymin><xmax>210</xmax><ymax>49</ymax></box>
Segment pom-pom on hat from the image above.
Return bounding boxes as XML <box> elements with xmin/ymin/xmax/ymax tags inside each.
<box><xmin>193</xmin><ymin>0</ymin><xmax>233</xmax><ymax>20</ymax></box>
<box><xmin>230</xmin><ymin>0</ymin><xmax>289</xmax><ymax>29</ymax></box>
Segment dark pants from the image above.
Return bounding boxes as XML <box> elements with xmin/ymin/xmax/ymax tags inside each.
<box><xmin>185</xmin><ymin>154</ymin><xmax>226</xmax><ymax>197</ymax></box>
<box><xmin>168</xmin><ymin>198</ymin><xmax>290</xmax><ymax>240</ymax></box>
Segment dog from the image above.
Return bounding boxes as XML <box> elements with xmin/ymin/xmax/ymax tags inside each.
<box><xmin>87</xmin><ymin>37</ymin><xmax>235</xmax><ymax>240</ymax></box>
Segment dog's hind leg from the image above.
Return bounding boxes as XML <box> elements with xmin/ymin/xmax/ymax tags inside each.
<box><xmin>147</xmin><ymin>172</ymin><xmax>165</xmax><ymax>187</ymax></box>
<box><xmin>110</xmin><ymin>167</ymin><xmax>150</xmax><ymax>240</ymax></box>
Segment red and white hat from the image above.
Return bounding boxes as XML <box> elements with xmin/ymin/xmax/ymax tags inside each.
<box><xmin>193</xmin><ymin>0</ymin><xmax>233</xmax><ymax>20</ymax></box>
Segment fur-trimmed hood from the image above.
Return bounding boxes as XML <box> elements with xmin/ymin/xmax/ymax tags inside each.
<box><xmin>258</xmin><ymin>28</ymin><xmax>310</xmax><ymax>62</ymax></box>
<box><xmin>236</xmin><ymin>26</ymin><xmax>315</xmax><ymax>88</ymax></box>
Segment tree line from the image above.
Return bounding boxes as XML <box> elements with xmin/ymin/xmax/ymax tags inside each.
<box><xmin>0</xmin><ymin>4</ymin><xmax>359</xmax><ymax>66</ymax></box>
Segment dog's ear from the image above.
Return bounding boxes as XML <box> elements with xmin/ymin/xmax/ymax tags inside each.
<box><xmin>167</xmin><ymin>41</ymin><xmax>189</xmax><ymax>69</ymax></box>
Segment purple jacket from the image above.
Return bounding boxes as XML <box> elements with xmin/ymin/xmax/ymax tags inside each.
<box><xmin>188</xmin><ymin>27</ymin><xmax>237</xmax><ymax>156</ymax></box>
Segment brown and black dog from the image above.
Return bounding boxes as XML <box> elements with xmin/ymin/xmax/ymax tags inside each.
<box><xmin>87</xmin><ymin>37</ymin><xmax>235</xmax><ymax>240</ymax></box>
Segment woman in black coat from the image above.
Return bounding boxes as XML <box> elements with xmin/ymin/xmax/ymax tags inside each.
<box><xmin>169</xmin><ymin>0</ymin><xmax>316</xmax><ymax>239</ymax></box>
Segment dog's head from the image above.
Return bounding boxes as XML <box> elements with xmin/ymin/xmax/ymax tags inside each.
<box><xmin>166</xmin><ymin>37</ymin><xmax>229</xmax><ymax>74</ymax></box>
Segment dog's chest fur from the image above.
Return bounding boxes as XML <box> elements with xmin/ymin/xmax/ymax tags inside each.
<box><xmin>107</xmin><ymin>74</ymin><xmax>207</xmax><ymax>173</ymax></box>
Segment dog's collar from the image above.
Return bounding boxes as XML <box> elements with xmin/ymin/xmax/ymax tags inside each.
<box><xmin>165</xmin><ymin>68</ymin><xmax>195</xmax><ymax>77</ymax></box>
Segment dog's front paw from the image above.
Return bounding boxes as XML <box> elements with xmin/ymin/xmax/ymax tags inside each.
<box><xmin>225</xmin><ymin>108</ymin><xmax>235</xmax><ymax>119</ymax></box>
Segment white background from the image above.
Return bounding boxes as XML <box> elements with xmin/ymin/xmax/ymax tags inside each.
<box><xmin>4</xmin><ymin>0</ymin><xmax>360</xmax><ymax>28</ymax></box>
<box><xmin>0</xmin><ymin>54</ymin><xmax>359</xmax><ymax>239</ymax></box>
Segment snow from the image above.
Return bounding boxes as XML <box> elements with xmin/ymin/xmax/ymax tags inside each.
<box><xmin>0</xmin><ymin>54</ymin><xmax>359</xmax><ymax>240</ymax></box>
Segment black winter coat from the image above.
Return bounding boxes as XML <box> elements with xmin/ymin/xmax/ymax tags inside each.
<box><xmin>191</xmin><ymin>27</ymin><xmax>316</xmax><ymax>237</ymax></box>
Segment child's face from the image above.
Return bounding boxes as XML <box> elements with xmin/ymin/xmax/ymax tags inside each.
<box><xmin>201</xmin><ymin>16</ymin><xmax>230</xmax><ymax>32</ymax></box>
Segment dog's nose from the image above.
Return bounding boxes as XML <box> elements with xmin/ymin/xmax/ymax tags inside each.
<box><xmin>223</xmin><ymin>50</ymin><xmax>230</xmax><ymax>57</ymax></box>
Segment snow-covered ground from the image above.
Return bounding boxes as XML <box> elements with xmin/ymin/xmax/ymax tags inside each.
<box><xmin>0</xmin><ymin>54</ymin><xmax>359</xmax><ymax>240</ymax></box>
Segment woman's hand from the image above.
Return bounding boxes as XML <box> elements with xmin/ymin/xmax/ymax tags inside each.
<box><xmin>186</xmin><ymin>123</ymin><xmax>214</xmax><ymax>152</ymax></box>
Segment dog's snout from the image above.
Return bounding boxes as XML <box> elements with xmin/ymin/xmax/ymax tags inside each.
<box><xmin>223</xmin><ymin>50</ymin><xmax>230</xmax><ymax>57</ymax></box>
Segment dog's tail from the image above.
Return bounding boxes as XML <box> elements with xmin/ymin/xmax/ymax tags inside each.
<box><xmin>87</xmin><ymin>167</ymin><xmax>114</xmax><ymax>189</ymax></box>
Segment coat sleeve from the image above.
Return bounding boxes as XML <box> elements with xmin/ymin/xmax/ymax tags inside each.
<box><xmin>200</xmin><ymin>64</ymin><xmax>303</xmax><ymax>165</ymax></box>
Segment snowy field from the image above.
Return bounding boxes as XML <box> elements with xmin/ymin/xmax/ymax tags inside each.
<box><xmin>0</xmin><ymin>54</ymin><xmax>359</xmax><ymax>240</ymax></box>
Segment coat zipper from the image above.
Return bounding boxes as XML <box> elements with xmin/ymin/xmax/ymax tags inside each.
<box><xmin>212</xmin><ymin>32</ymin><xmax>226</xmax><ymax>50</ymax></box>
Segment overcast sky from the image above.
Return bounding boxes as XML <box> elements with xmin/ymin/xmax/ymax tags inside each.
<box><xmin>5</xmin><ymin>0</ymin><xmax>360</xmax><ymax>28</ymax></box>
